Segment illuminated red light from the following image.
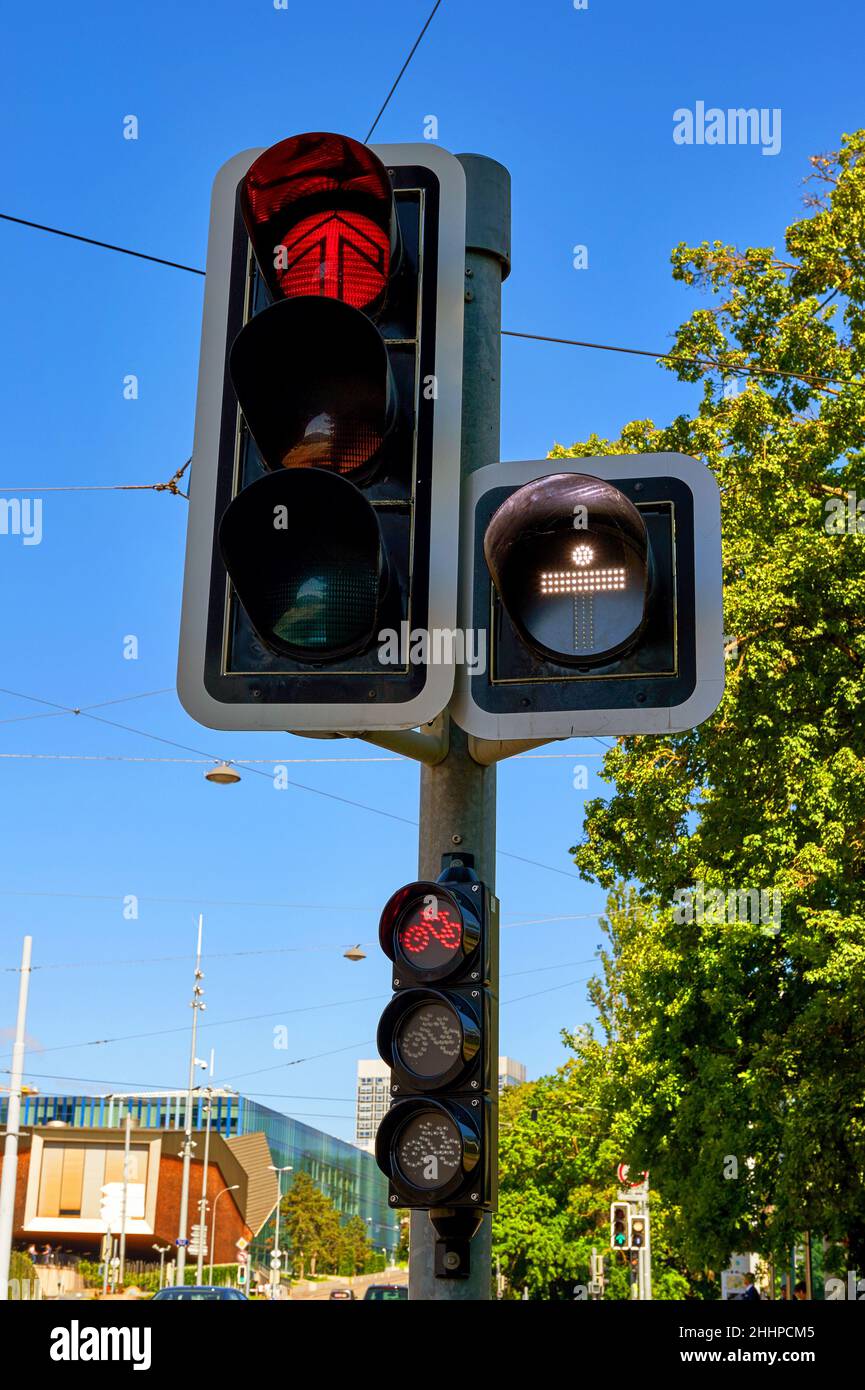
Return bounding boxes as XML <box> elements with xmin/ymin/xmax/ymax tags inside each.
<box><xmin>397</xmin><ymin>904</ymin><xmax>462</xmax><ymax>962</ymax></box>
<box><xmin>241</xmin><ymin>132</ymin><xmax>395</xmax><ymax>315</ymax></box>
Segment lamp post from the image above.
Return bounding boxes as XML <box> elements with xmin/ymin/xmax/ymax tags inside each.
<box><xmin>208</xmin><ymin>1185</ymin><xmax>239</xmax><ymax>1285</ymax></box>
<box><xmin>176</xmin><ymin>916</ymin><xmax>206</xmax><ymax>1284</ymax></box>
<box><xmin>195</xmin><ymin>1089</ymin><xmax>214</xmax><ymax>1284</ymax></box>
<box><xmin>268</xmin><ymin>1166</ymin><xmax>292</xmax><ymax>1298</ymax></box>
<box><xmin>152</xmin><ymin>1244</ymin><xmax>171</xmax><ymax>1290</ymax></box>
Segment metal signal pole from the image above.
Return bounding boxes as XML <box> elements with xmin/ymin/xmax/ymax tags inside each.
<box><xmin>176</xmin><ymin>915</ymin><xmax>205</xmax><ymax>1283</ymax></box>
<box><xmin>0</xmin><ymin>935</ymin><xmax>32</xmax><ymax>1301</ymax></box>
<box><xmin>409</xmin><ymin>153</ymin><xmax>511</xmax><ymax>1302</ymax></box>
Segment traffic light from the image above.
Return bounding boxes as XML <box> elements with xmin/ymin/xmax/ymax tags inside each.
<box><xmin>178</xmin><ymin>133</ymin><xmax>467</xmax><ymax>732</ymax></box>
<box><xmin>630</xmin><ymin>1213</ymin><xmax>646</xmax><ymax>1249</ymax></box>
<box><xmin>453</xmin><ymin>454</ymin><xmax>724</xmax><ymax>740</ymax></box>
<box><xmin>610</xmin><ymin>1202</ymin><xmax>631</xmax><ymax>1251</ymax></box>
<box><xmin>374</xmin><ymin>861</ymin><xmax>498</xmax><ymax>1212</ymax></box>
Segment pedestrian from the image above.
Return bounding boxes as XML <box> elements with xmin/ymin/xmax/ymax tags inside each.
<box><xmin>741</xmin><ymin>1272</ymin><xmax>761</xmax><ymax>1301</ymax></box>
<box><xmin>794</xmin><ymin>1281</ymin><xmax>808</xmax><ymax>1300</ymax></box>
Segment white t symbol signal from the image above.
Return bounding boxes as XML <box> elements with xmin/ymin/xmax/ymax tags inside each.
<box><xmin>539</xmin><ymin>546</ymin><xmax>626</xmax><ymax>654</ymax></box>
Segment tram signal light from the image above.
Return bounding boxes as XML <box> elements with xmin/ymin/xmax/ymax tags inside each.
<box><xmin>374</xmin><ymin>863</ymin><xmax>498</xmax><ymax>1210</ymax></box>
<box><xmin>178</xmin><ymin>134</ymin><xmax>467</xmax><ymax>733</ymax></box>
<box><xmin>453</xmin><ymin>454</ymin><xmax>724</xmax><ymax>740</ymax></box>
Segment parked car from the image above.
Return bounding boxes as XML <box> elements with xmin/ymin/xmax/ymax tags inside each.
<box><xmin>152</xmin><ymin>1285</ymin><xmax>248</xmax><ymax>1301</ymax></box>
<box><xmin>328</xmin><ymin>1288</ymin><xmax>356</xmax><ymax>1300</ymax></box>
<box><xmin>363</xmin><ymin>1283</ymin><xmax>407</xmax><ymax>1301</ymax></box>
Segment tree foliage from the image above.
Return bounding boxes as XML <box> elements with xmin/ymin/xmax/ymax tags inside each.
<box><xmin>279</xmin><ymin>1171</ymin><xmax>375</xmax><ymax>1278</ymax></box>
<box><xmin>552</xmin><ymin>132</ymin><xmax>865</xmax><ymax>1270</ymax></box>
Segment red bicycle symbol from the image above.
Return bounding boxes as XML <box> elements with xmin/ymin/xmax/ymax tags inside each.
<box><xmin>401</xmin><ymin>909</ymin><xmax>461</xmax><ymax>955</ymax></box>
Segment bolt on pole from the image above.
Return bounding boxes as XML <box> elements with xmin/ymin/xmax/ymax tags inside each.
<box><xmin>409</xmin><ymin>152</ymin><xmax>511</xmax><ymax>1302</ymax></box>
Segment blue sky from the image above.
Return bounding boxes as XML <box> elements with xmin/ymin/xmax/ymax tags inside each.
<box><xmin>1</xmin><ymin>0</ymin><xmax>862</xmax><ymax>1142</ymax></box>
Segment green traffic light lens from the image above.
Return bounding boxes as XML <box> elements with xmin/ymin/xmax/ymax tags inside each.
<box><xmin>218</xmin><ymin>469</ymin><xmax>388</xmax><ymax>661</ymax></box>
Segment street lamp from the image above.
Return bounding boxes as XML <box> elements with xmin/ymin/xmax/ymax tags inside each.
<box><xmin>152</xmin><ymin>1244</ymin><xmax>171</xmax><ymax>1290</ymax></box>
<box><xmin>208</xmin><ymin>1185</ymin><xmax>240</xmax><ymax>1285</ymax></box>
<box><xmin>268</xmin><ymin>1166</ymin><xmax>293</xmax><ymax>1298</ymax></box>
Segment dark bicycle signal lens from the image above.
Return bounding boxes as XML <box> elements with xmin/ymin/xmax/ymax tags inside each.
<box><xmin>394</xmin><ymin>1001</ymin><xmax>462</xmax><ymax>1079</ymax></box>
<box><xmin>394</xmin><ymin>1110</ymin><xmax>463</xmax><ymax>1191</ymax></box>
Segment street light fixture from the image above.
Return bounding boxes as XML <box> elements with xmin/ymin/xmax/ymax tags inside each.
<box><xmin>268</xmin><ymin>1165</ymin><xmax>293</xmax><ymax>1298</ymax></box>
<box><xmin>207</xmin><ymin>1185</ymin><xmax>240</xmax><ymax>1285</ymax></box>
<box><xmin>152</xmin><ymin>1243</ymin><xmax>171</xmax><ymax>1290</ymax></box>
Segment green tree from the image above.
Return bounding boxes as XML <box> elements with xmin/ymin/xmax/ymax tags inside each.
<box><xmin>492</xmin><ymin>1066</ymin><xmax>705</xmax><ymax>1299</ymax></box>
<box><xmin>338</xmin><ymin>1214</ymin><xmax>373</xmax><ymax>1276</ymax></box>
<box><xmin>280</xmin><ymin>1171</ymin><xmax>342</xmax><ymax>1278</ymax></box>
<box><xmin>556</xmin><ymin>132</ymin><xmax>865</xmax><ymax>1269</ymax></box>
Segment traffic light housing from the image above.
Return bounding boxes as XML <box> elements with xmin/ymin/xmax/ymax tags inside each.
<box><xmin>610</xmin><ymin>1202</ymin><xmax>631</xmax><ymax>1251</ymax></box>
<box><xmin>452</xmin><ymin>454</ymin><xmax>724</xmax><ymax>740</ymax></box>
<box><xmin>374</xmin><ymin>862</ymin><xmax>498</xmax><ymax>1211</ymax></box>
<box><xmin>178</xmin><ymin>133</ymin><xmax>467</xmax><ymax>732</ymax></box>
<box><xmin>630</xmin><ymin>1213</ymin><xmax>646</xmax><ymax>1249</ymax></box>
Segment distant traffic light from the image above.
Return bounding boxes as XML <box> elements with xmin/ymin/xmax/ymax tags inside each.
<box><xmin>610</xmin><ymin>1202</ymin><xmax>631</xmax><ymax>1251</ymax></box>
<box><xmin>374</xmin><ymin>862</ymin><xmax>498</xmax><ymax>1210</ymax></box>
<box><xmin>630</xmin><ymin>1214</ymin><xmax>646</xmax><ymax>1249</ymax></box>
<box><xmin>178</xmin><ymin>133</ymin><xmax>467</xmax><ymax>732</ymax></box>
<box><xmin>453</xmin><ymin>454</ymin><xmax>724</xmax><ymax>740</ymax></box>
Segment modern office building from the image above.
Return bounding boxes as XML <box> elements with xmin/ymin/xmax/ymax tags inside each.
<box><xmin>0</xmin><ymin>1089</ymin><xmax>398</xmax><ymax>1276</ymax></box>
<box><xmin>354</xmin><ymin>1059</ymin><xmax>392</xmax><ymax>1154</ymax></box>
<box><xmin>498</xmin><ymin>1057</ymin><xmax>527</xmax><ymax>1091</ymax></box>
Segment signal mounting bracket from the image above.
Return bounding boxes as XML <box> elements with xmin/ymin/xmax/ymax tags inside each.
<box><xmin>429</xmin><ymin>1208</ymin><xmax>484</xmax><ymax>1280</ymax></box>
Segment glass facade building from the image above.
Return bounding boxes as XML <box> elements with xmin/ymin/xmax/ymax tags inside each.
<box><xmin>1</xmin><ymin>1091</ymin><xmax>397</xmax><ymax>1262</ymax></box>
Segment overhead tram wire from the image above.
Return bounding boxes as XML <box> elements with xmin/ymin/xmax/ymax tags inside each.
<box><xmin>0</xmin><ymin>684</ymin><xmax>584</xmax><ymax>879</ymax></box>
<box><xmin>363</xmin><ymin>0</ymin><xmax>444</xmax><ymax>142</ymax></box>
<box><xmin>0</xmin><ymin>219</ymin><xmax>858</xmax><ymax>391</ymax></box>
<box><xmin>0</xmin><ymin>961</ymin><xmax>602</xmax><ymax>1065</ymax></box>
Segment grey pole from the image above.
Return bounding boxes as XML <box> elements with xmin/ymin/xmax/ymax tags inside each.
<box><xmin>409</xmin><ymin>153</ymin><xmax>511</xmax><ymax>1302</ymax></box>
<box><xmin>177</xmin><ymin>915</ymin><xmax>205</xmax><ymax>1283</ymax></box>
<box><xmin>118</xmin><ymin>1107</ymin><xmax>131</xmax><ymax>1284</ymax></box>
<box><xmin>0</xmin><ymin>935</ymin><xmax>33</xmax><ymax>1301</ymax></box>
<box><xmin>196</xmin><ymin>1089</ymin><xmax>213</xmax><ymax>1283</ymax></box>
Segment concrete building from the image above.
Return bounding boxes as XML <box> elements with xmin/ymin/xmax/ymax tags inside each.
<box><xmin>354</xmin><ymin>1060</ymin><xmax>391</xmax><ymax>1154</ymax></box>
<box><xmin>498</xmin><ymin>1057</ymin><xmax>527</xmax><ymax>1091</ymax></box>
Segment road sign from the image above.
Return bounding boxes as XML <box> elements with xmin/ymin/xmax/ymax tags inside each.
<box><xmin>453</xmin><ymin>454</ymin><xmax>724</xmax><ymax>739</ymax></box>
<box><xmin>236</xmin><ymin>1250</ymin><xmax>249</xmax><ymax>1265</ymax></box>
<box><xmin>235</xmin><ymin>1236</ymin><xmax>249</xmax><ymax>1251</ymax></box>
<box><xmin>175</xmin><ymin>1237</ymin><xmax>190</xmax><ymax>1247</ymax></box>
<box><xmin>178</xmin><ymin>133</ymin><xmax>467</xmax><ymax>733</ymax></box>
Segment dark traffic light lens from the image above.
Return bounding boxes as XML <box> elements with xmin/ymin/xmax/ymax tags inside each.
<box><xmin>394</xmin><ymin>1001</ymin><xmax>462</xmax><ymax>1079</ymax></box>
<box><xmin>396</xmin><ymin>896</ymin><xmax>463</xmax><ymax>972</ymax></box>
<box><xmin>229</xmin><ymin>298</ymin><xmax>394</xmax><ymax>483</ymax></box>
<box><xmin>484</xmin><ymin>473</ymin><xmax>651</xmax><ymax>667</ymax></box>
<box><xmin>393</xmin><ymin>1110</ymin><xmax>463</xmax><ymax>1191</ymax></box>
<box><xmin>240</xmin><ymin>131</ymin><xmax>397</xmax><ymax>315</ymax></box>
<box><xmin>218</xmin><ymin>469</ymin><xmax>388</xmax><ymax>661</ymax></box>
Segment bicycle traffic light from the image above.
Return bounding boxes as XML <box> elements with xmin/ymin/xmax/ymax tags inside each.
<box><xmin>610</xmin><ymin>1202</ymin><xmax>631</xmax><ymax>1251</ymax></box>
<box><xmin>178</xmin><ymin>132</ymin><xmax>467</xmax><ymax>731</ymax></box>
<box><xmin>452</xmin><ymin>454</ymin><xmax>724</xmax><ymax>740</ymax></box>
<box><xmin>630</xmin><ymin>1213</ymin><xmax>646</xmax><ymax>1249</ymax></box>
<box><xmin>374</xmin><ymin>862</ymin><xmax>498</xmax><ymax>1210</ymax></box>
